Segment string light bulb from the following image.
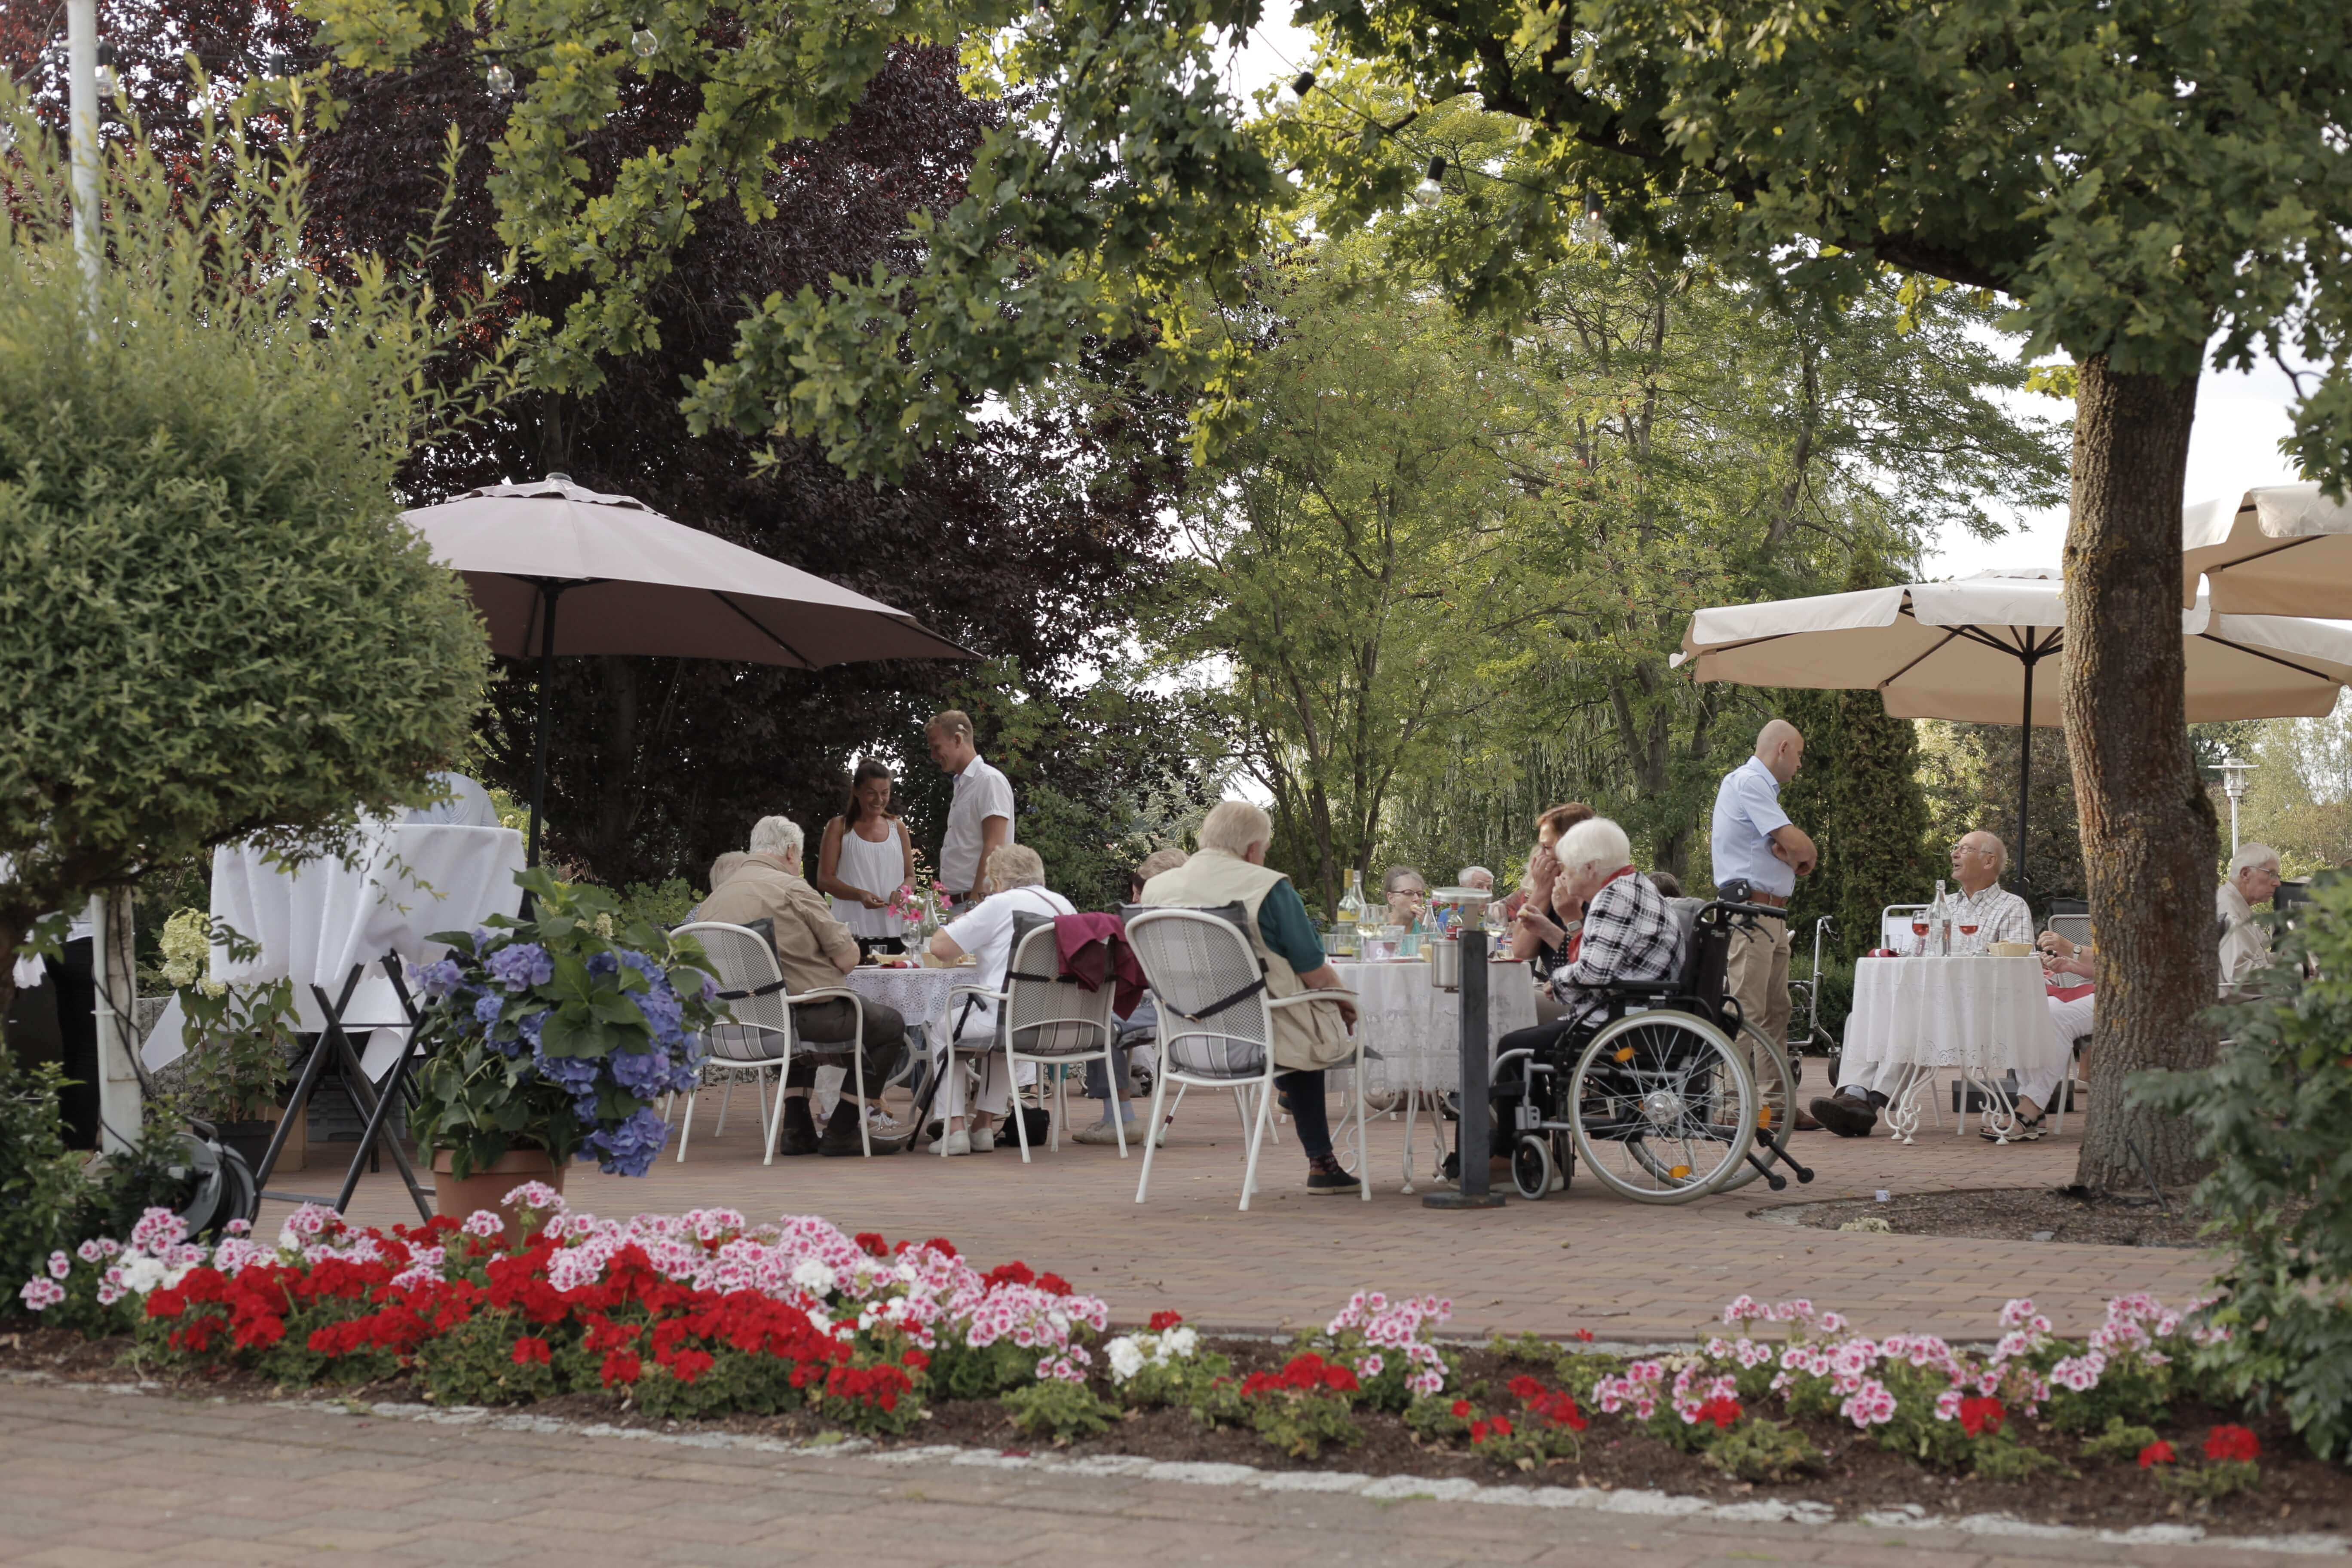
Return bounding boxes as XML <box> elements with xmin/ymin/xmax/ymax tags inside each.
<box><xmin>1412</xmin><ymin>155</ymin><xmax>1446</xmax><ymax>208</ymax></box>
<box><xmin>631</xmin><ymin>23</ymin><xmax>660</xmax><ymax>55</ymax></box>
<box><xmin>1292</xmin><ymin>70</ymin><xmax>1315</xmax><ymax>97</ymax></box>
<box><xmin>93</xmin><ymin>43</ymin><xmax>119</xmax><ymax>99</ymax></box>
<box><xmin>1574</xmin><ymin>188</ymin><xmax>1606</xmax><ymax>242</ymax></box>
<box><xmin>486</xmin><ymin>61</ymin><xmax>515</xmax><ymax>96</ymax></box>
<box><xmin>870</xmin><ymin>0</ymin><xmax>896</xmax><ymax>15</ymax></box>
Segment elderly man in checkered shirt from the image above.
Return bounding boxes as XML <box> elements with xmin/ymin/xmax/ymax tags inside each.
<box><xmin>1547</xmin><ymin>816</ymin><xmax>1686</xmax><ymax>1028</ymax></box>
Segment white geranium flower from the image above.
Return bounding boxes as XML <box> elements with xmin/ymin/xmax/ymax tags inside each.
<box><xmin>1106</xmin><ymin>1337</ymin><xmax>1145</xmax><ymax>1383</ymax></box>
<box><xmin>1164</xmin><ymin>1327</ymin><xmax>1199</xmax><ymax>1359</ymax></box>
<box><xmin>790</xmin><ymin>1258</ymin><xmax>837</xmax><ymax>1295</ymax></box>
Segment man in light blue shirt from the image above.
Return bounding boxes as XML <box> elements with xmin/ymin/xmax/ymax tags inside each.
<box><xmin>1709</xmin><ymin>719</ymin><xmax>1818</xmax><ymax>1129</ymax></box>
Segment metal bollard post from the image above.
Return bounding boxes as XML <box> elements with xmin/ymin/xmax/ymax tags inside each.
<box><xmin>1424</xmin><ymin>926</ymin><xmax>1505</xmax><ymax>1209</ymax></box>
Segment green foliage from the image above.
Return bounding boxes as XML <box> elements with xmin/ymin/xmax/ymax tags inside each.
<box><xmin>1001</xmin><ymin>1380</ymin><xmax>1117</xmax><ymax>1442</ymax></box>
<box><xmin>2138</xmin><ymin>878</ymin><xmax>2352</xmax><ymax>1460</ymax></box>
<box><xmin>2081</xmin><ymin>1418</ymin><xmax>2164</xmax><ymax>1465</ymax></box>
<box><xmin>1702</xmin><ymin>1419</ymin><xmax>1823</xmax><ymax>1484</ymax></box>
<box><xmin>0</xmin><ymin>93</ymin><xmax>499</xmax><ymax>981</ymax></box>
<box><xmin>407</xmin><ymin>871</ymin><xmax>722</xmax><ymax>1176</ymax></box>
<box><xmin>2153</xmin><ymin>1458</ymin><xmax>2261</xmax><ymax>1502</ymax></box>
<box><xmin>1243</xmin><ymin>1384</ymin><xmax>1363</xmax><ymax>1460</ymax></box>
<box><xmin>614</xmin><ymin>880</ymin><xmax>702</xmax><ymax>932</ymax></box>
<box><xmin>412</xmin><ymin>1312</ymin><xmax>564</xmax><ymax>1406</ymax></box>
<box><xmin>1917</xmin><ymin>722</ymin><xmax>2084</xmax><ymax>912</ymax></box>
<box><xmin>0</xmin><ymin>1052</ymin><xmax>90</xmax><ymax>1301</ymax></box>
<box><xmin>926</xmin><ymin>1335</ymin><xmax>1054</xmax><ymax>1403</ymax></box>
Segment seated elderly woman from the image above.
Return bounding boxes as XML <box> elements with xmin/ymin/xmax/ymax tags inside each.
<box><xmin>925</xmin><ymin>843</ymin><xmax>1076</xmax><ymax>1155</ymax></box>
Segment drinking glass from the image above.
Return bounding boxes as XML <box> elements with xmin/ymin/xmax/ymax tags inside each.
<box><xmin>1910</xmin><ymin>916</ymin><xmax>1930</xmax><ymax>956</ymax></box>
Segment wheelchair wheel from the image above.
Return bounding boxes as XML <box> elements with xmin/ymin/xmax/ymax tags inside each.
<box><xmin>1568</xmin><ymin>1011</ymin><xmax>1757</xmax><ymax>1204</ymax></box>
<box><xmin>1511</xmin><ymin>1134</ymin><xmax>1554</xmax><ymax>1200</ymax></box>
<box><xmin>1714</xmin><ymin>1022</ymin><xmax>1797</xmax><ymax>1194</ymax></box>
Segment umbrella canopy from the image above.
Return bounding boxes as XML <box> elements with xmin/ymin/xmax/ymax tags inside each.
<box><xmin>402</xmin><ymin>475</ymin><xmax>973</xmax><ymax>864</ymax></box>
<box><xmin>403</xmin><ymin>475</ymin><xmax>972</xmax><ymax>666</ymax></box>
<box><xmin>1672</xmin><ymin>567</ymin><xmax>2352</xmax><ymax>879</ymax></box>
<box><xmin>2180</xmin><ymin>482</ymin><xmax>2352</xmax><ymax>616</ymax></box>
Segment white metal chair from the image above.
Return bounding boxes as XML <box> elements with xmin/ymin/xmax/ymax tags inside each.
<box><xmin>2047</xmin><ymin>913</ymin><xmax>2092</xmax><ymax>949</ymax></box>
<box><xmin>671</xmin><ymin>921</ymin><xmax>876</xmax><ymax>1162</ymax></box>
<box><xmin>940</xmin><ymin>922</ymin><xmax>1123</xmax><ymax>1161</ymax></box>
<box><xmin>1124</xmin><ymin>907</ymin><xmax>1367</xmax><ymax>1210</ymax></box>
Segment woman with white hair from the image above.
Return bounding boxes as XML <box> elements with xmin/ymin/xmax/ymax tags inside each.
<box><xmin>1545</xmin><ymin>817</ymin><xmax>1684</xmax><ymax>1028</ymax></box>
<box><xmin>1134</xmin><ymin>799</ymin><xmax>1363</xmax><ymax>1195</ymax></box>
<box><xmin>925</xmin><ymin>842</ymin><xmax>1075</xmax><ymax>1154</ymax></box>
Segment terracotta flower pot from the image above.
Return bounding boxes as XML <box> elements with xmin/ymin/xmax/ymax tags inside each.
<box><xmin>431</xmin><ymin>1147</ymin><xmax>567</xmax><ymax>1245</ymax></box>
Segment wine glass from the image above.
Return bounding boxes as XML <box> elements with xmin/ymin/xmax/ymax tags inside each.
<box><xmin>1957</xmin><ymin>920</ymin><xmax>1980</xmax><ymax>954</ymax></box>
<box><xmin>1910</xmin><ymin>914</ymin><xmax>1930</xmax><ymax>956</ymax></box>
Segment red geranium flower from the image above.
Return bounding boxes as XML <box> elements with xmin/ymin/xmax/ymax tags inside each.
<box><xmin>1573</xmin><ymin>1329</ymin><xmax>1595</xmax><ymax>1343</ymax></box>
<box><xmin>854</xmin><ymin>1232</ymin><xmax>889</xmax><ymax>1257</ymax></box>
<box><xmin>1694</xmin><ymin>1396</ymin><xmax>1742</xmax><ymax>1430</ymax></box>
<box><xmin>600</xmin><ymin>1349</ymin><xmax>643</xmax><ymax>1387</ymax></box>
<box><xmin>1148</xmin><ymin>1311</ymin><xmax>1185</xmax><ymax>1332</ymax></box>
<box><xmin>1957</xmin><ymin>1396</ymin><xmax>2005</xmax><ymax>1438</ymax></box>
<box><xmin>511</xmin><ymin>1336</ymin><xmax>551</xmax><ymax>1366</ymax></box>
<box><xmin>1452</xmin><ymin>1399</ymin><xmax>1473</xmax><ymax>1418</ymax></box>
<box><xmin>2138</xmin><ymin>1440</ymin><xmax>2177</xmax><ymax>1468</ymax></box>
<box><xmin>2204</xmin><ymin>1425</ymin><xmax>2260</xmax><ymax>1463</ymax></box>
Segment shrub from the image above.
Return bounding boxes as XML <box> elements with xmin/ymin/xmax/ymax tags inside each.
<box><xmin>1703</xmin><ymin>1418</ymin><xmax>1822</xmax><ymax>1483</ymax></box>
<box><xmin>0</xmin><ymin>1053</ymin><xmax>89</xmax><ymax>1298</ymax></box>
<box><xmin>1239</xmin><ymin>1352</ymin><xmax>1364</xmax><ymax>1458</ymax></box>
<box><xmin>2080</xmin><ymin>1416</ymin><xmax>2163</xmax><ymax>1465</ymax></box>
<box><xmin>2138</xmin><ymin>876</ymin><xmax>2352</xmax><ymax>1459</ymax></box>
<box><xmin>1002</xmin><ymin>1380</ymin><xmax>1116</xmax><ymax>1442</ymax></box>
<box><xmin>0</xmin><ymin>93</ymin><xmax>499</xmax><ymax>989</ymax></box>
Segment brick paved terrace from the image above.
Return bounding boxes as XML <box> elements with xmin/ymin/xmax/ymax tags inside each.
<box><xmin>314</xmin><ymin>1076</ymin><xmax>2214</xmax><ymax>1343</ymax></box>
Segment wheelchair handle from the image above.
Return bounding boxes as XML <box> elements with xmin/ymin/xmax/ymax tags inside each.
<box><xmin>1705</xmin><ymin>899</ymin><xmax>1787</xmax><ymax>926</ymax></box>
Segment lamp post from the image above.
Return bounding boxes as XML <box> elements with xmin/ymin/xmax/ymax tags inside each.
<box><xmin>2218</xmin><ymin>755</ymin><xmax>2255</xmax><ymax>860</ymax></box>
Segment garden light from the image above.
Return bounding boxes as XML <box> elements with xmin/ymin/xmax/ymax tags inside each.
<box><xmin>1413</xmin><ymin>155</ymin><xmax>1446</xmax><ymax>208</ymax></box>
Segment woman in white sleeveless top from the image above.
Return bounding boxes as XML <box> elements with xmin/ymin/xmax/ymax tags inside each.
<box><xmin>817</xmin><ymin>759</ymin><xmax>915</xmax><ymax>954</ymax></box>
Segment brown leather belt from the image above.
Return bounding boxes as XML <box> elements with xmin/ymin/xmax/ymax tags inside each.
<box><xmin>1747</xmin><ymin>891</ymin><xmax>1791</xmax><ymax>908</ymax></box>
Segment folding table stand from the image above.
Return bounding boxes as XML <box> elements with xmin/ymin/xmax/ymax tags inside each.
<box><xmin>247</xmin><ymin>954</ymin><xmax>435</xmax><ymax>1223</ymax></box>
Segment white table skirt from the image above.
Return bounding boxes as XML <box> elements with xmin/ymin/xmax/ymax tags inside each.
<box><xmin>1842</xmin><ymin>956</ymin><xmax>2067</xmax><ymax>1139</ymax></box>
<box><xmin>843</xmin><ymin>963</ymin><xmax>973</xmax><ymax>1036</ymax></box>
<box><xmin>1330</xmin><ymin>958</ymin><xmax>1540</xmax><ymax>1094</ymax></box>
<box><xmin>144</xmin><ymin>822</ymin><xmax>525</xmax><ymax>1071</ymax></box>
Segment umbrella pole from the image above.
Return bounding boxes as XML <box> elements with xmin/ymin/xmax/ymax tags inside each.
<box><xmin>527</xmin><ymin>584</ymin><xmax>562</xmax><ymax>869</ymax></box>
<box><xmin>2016</xmin><ymin>657</ymin><xmax>2033</xmax><ymax>889</ymax></box>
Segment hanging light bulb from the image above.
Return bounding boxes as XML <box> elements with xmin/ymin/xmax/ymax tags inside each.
<box><xmin>631</xmin><ymin>23</ymin><xmax>660</xmax><ymax>55</ymax></box>
<box><xmin>1412</xmin><ymin>155</ymin><xmax>1446</xmax><ymax>208</ymax></box>
<box><xmin>1574</xmin><ymin>188</ymin><xmax>1605</xmax><ymax>242</ymax></box>
<box><xmin>93</xmin><ymin>43</ymin><xmax>120</xmax><ymax>99</ymax></box>
<box><xmin>486</xmin><ymin>61</ymin><xmax>515</xmax><ymax>96</ymax></box>
<box><xmin>0</xmin><ymin>119</ymin><xmax>16</xmax><ymax>153</ymax></box>
<box><xmin>870</xmin><ymin>0</ymin><xmax>896</xmax><ymax>15</ymax></box>
<box><xmin>1515</xmin><ymin>119</ymin><xmax>1535</xmax><ymax>144</ymax></box>
<box><xmin>1292</xmin><ymin>70</ymin><xmax>1315</xmax><ymax>98</ymax></box>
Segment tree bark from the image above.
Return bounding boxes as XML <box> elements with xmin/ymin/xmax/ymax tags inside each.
<box><xmin>2061</xmin><ymin>355</ymin><xmax>2217</xmax><ymax>1193</ymax></box>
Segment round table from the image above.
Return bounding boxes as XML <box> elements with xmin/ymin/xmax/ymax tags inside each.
<box><xmin>844</xmin><ymin>962</ymin><xmax>970</xmax><ymax>1038</ymax></box>
<box><xmin>1841</xmin><ymin>955</ymin><xmax>2065</xmax><ymax>1142</ymax></box>
<box><xmin>1329</xmin><ymin>957</ymin><xmax>1539</xmax><ymax>1191</ymax></box>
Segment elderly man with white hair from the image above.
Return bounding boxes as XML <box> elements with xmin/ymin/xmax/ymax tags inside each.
<box><xmin>1137</xmin><ymin>800</ymin><xmax>1363</xmax><ymax>1194</ymax></box>
<box><xmin>1943</xmin><ymin>830</ymin><xmax>2034</xmax><ymax>953</ymax></box>
<box><xmin>2219</xmin><ymin>842</ymin><xmax>2283</xmax><ymax>989</ymax></box>
<box><xmin>698</xmin><ymin>815</ymin><xmax>909</xmax><ymax>1156</ymax></box>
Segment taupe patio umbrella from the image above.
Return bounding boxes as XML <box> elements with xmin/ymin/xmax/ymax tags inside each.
<box><xmin>2180</xmin><ymin>482</ymin><xmax>2352</xmax><ymax>615</ymax></box>
<box><xmin>1672</xmin><ymin>568</ymin><xmax>2352</xmax><ymax>883</ymax></box>
<box><xmin>403</xmin><ymin>475</ymin><xmax>972</xmax><ymax>864</ymax></box>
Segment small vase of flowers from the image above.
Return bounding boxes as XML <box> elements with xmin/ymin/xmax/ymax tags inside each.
<box><xmin>885</xmin><ymin>845</ymin><xmax>949</xmax><ymax>941</ymax></box>
<box><xmin>408</xmin><ymin>869</ymin><xmax>723</xmax><ymax>1225</ymax></box>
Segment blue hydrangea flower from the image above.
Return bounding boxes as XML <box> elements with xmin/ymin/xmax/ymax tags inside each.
<box><xmin>632</xmin><ymin>985</ymin><xmax>684</xmax><ymax>1042</ymax></box>
<box><xmin>530</xmin><ymin>1044</ymin><xmax>602</xmax><ymax>1097</ymax></box>
<box><xmin>616</xmin><ymin>950</ymin><xmax>661</xmax><ymax>982</ymax></box>
<box><xmin>472</xmin><ymin>992</ymin><xmax>505</xmax><ymax>1028</ymax></box>
<box><xmin>485</xmin><ymin>942</ymin><xmax>554</xmax><ymax>991</ymax></box>
<box><xmin>583</xmin><ymin>1106</ymin><xmax>669</xmax><ymax>1177</ymax></box>
<box><xmin>413</xmin><ymin>958</ymin><xmax>465</xmax><ymax>999</ymax></box>
<box><xmin>699</xmin><ymin>974</ymin><xmax>719</xmax><ymax>1004</ymax></box>
<box><xmin>607</xmin><ymin>1048</ymin><xmax>669</xmax><ymax>1098</ymax></box>
<box><xmin>587</xmin><ymin>951</ymin><xmax>619</xmax><ymax>978</ymax></box>
<box><xmin>517</xmin><ymin>1009</ymin><xmax>548</xmax><ymax>1046</ymax></box>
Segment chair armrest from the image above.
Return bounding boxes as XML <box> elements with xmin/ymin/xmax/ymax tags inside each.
<box><xmin>787</xmin><ymin>985</ymin><xmax>866</xmax><ymax>1008</ymax></box>
<box><xmin>946</xmin><ymin>983</ymin><xmax>1011</xmax><ymax>1004</ymax></box>
<box><xmin>1605</xmin><ymin>979</ymin><xmax>1677</xmax><ymax>997</ymax></box>
<box><xmin>1270</xmin><ymin>988</ymin><xmax>1360</xmax><ymax>1009</ymax></box>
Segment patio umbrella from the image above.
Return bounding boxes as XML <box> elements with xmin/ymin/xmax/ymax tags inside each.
<box><xmin>402</xmin><ymin>474</ymin><xmax>973</xmax><ymax>864</ymax></box>
<box><xmin>2180</xmin><ymin>481</ymin><xmax>2352</xmax><ymax>615</ymax></box>
<box><xmin>1671</xmin><ymin>568</ymin><xmax>2352</xmax><ymax>882</ymax></box>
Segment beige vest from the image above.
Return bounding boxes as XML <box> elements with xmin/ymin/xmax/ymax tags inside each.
<box><xmin>1139</xmin><ymin>848</ymin><xmax>1352</xmax><ymax>1071</ymax></box>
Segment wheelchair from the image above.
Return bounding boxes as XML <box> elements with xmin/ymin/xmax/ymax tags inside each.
<box><xmin>1492</xmin><ymin>900</ymin><xmax>1817</xmax><ymax>1205</ymax></box>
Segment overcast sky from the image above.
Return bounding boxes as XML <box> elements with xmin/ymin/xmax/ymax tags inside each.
<box><xmin>1212</xmin><ymin>9</ymin><xmax>2318</xmax><ymax>587</ymax></box>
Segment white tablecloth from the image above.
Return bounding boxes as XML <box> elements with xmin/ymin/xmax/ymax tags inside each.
<box><xmin>844</xmin><ymin>964</ymin><xmax>970</xmax><ymax>1035</ymax></box>
<box><xmin>1332</xmin><ymin>958</ymin><xmax>1539</xmax><ymax>1094</ymax></box>
<box><xmin>1842</xmin><ymin>956</ymin><xmax>2066</xmax><ymax>1136</ymax></box>
<box><xmin>144</xmin><ymin>822</ymin><xmax>526</xmax><ymax>1072</ymax></box>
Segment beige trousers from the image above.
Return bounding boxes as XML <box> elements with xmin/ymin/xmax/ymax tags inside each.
<box><xmin>1724</xmin><ymin>918</ymin><xmax>1793</xmax><ymax>1119</ymax></box>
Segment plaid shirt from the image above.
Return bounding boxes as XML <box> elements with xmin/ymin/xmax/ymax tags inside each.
<box><xmin>1550</xmin><ymin>869</ymin><xmax>1684</xmax><ymax>1029</ymax></box>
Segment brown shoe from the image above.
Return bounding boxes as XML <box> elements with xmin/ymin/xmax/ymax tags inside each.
<box><xmin>1791</xmin><ymin>1108</ymin><xmax>1825</xmax><ymax>1133</ymax></box>
<box><xmin>1807</xmin><ymin>1092</ymin><xmax>1878</xmax><ymax>1139</ymax></box>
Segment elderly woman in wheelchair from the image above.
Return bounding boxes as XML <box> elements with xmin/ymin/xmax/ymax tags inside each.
<box><xmin>1488</xmin><ymin>818</ymin><xmax>1813</xmax><ymax>1204</ymax></box>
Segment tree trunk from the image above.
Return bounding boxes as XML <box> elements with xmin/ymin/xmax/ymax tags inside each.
<box><xmin>2061</xmin><ymin>356</ymin><xmax>2217</xmax><ymax>1193</ymax></box>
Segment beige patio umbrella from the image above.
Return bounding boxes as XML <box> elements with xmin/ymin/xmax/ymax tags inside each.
<box><xmin>2180</xmin><ymin>482</ymin><xmax>2352</xmax><ymax>615</ymax></box>
<box><xmin>402</xmin><ymin>475</ymin><xmax>973</xmax><ymax>864</ymax></box>
<box><xmin>1672</xmin><ymin>568</ymin><xmax>2352</xmax><ymax>881</ymax></box>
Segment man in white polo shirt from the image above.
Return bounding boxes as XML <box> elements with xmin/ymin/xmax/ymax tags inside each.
<box><xmin>1709</xmin><ymin>717</ymin><xmax>1819</xmax><ymax>1130</ymax></box>
<box><xmin>927</xmin><ymin>710</ymin><xmax>1015</xmax><ymax>910</ymax></box>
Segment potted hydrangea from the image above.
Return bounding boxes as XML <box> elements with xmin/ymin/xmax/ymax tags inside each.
<box><xmin>409</xmin><ymin>869</ymin><xmax>721</xmax><ymax>1234</ymax></box>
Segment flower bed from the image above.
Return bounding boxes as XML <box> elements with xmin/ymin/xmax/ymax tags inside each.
<box><xmin>11</xmin><ymin>1196</ymin><xmax>2350</xmax><ymax>1534</ymax></box>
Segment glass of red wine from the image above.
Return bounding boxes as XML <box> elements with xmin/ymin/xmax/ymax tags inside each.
<box><xmin>1910</xmin><ymin>915</ymin><xmax>1930</xmax><ymax>956</ymax></box>
<box><xmin>1958</xmin><ymin>920</ymin><xmax>1980</xmax><ymax>953</ymax></box>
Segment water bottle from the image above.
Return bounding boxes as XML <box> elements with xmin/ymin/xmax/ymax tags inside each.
<box><xmin>1932</xmin><ymin>879</ymin><xmax>1951</xmax><ymax>956</ymax></box>
<box><xmin>1335</xmin><ymin>869</ymin><xmax>1366</xmax><ymax>958</ymax></box>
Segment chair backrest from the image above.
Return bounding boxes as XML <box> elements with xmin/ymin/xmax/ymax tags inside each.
<box><xmin>1881</xmin><ymin>904</ymin><xmax>1927</xmax><ymax>950</ymax></box>
<box><xmin>1001</xmin><ymin>922</ymin><xmax>1116</xmax><ymax>1058</ymax></box>
<box><xmin>1672</xmin><ymin>901</ymin><xmax>1736</xmax><ymax>1026</ymax></box>
<box><xmin>1122</xmin><ymin>908</ymin><xmax>1274</xmax><ymax>1080</ymax></box>
<box><xmin>672</xmin><ymin>921</ymin><xmax>794</xmax><ymax>1063</ymax></box>
<box><xmin>2047</xmin><ymin>912</ymin><xmax>2092</xmax><ymax>948</ymax></box>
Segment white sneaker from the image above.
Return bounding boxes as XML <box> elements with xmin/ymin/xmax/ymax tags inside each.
<box><xmin>970</xmin><ymin>1123</ymin><xmax>996</xmax><ymax>1152</ymax></box>
<box><xmin>938</xmin><ymin>1129</ymin><xmax>972</xmax><ymax>1156</ymax></box>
